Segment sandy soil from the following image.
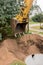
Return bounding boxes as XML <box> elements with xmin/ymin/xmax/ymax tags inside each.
<box><xmin>0</xmin><ymin>34</ymin><xmax>43</xmax><ymax>65</ymax></box>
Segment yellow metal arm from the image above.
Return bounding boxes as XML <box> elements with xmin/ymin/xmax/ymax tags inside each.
<box><xmin>15</xmin><ymin>0</ymin><xmax>33</xmax><ymax>23</ymax></box>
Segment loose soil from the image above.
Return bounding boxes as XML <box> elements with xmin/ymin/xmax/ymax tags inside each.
<box><xmin>0</xmin><ymin>34</ymin><xmax>43</xmax><ymax>65</ymax></box>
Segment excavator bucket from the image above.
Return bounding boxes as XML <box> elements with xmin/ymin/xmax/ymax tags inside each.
<box><xmin>11</xmin><ymin>18</ymin><xmax>28</xmax><ymax>35</ymax></box>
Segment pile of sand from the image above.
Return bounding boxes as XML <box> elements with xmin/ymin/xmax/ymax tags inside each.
<box><xmin>0</xmin><ymin>34</ymin><xmax>43</xmax><ymax>65</ymax></box>
<box><xmin>0</xmin><ymin>40</ymin><xmax>18</xmax><ymax>65</ymax></box>
<box><xmin>17</xmin><ymin>34</ymin><xmax>43</xmax><ymax>54</ymax></box>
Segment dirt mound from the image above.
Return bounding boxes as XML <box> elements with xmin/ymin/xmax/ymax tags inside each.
<box><xmin>0</xmin><ymin>34</ymin><xmax>43</xmax><ymax>65</ymax></box>
<box><xmin>0</xmin><ymin>43</ymin><xmax>17</xmax><ymax>65</ymax></box>
<box><xmin>18</xmin><ymin>34</ymin><xmax>43</xmax><ymax>44</ymax></box>
<box><xmin>17</xmin><ymin>34</ymin><xmax>43</xmax><ymax>54</ymax></box>
<box><xmin>0</xmin><ymin>39</ymin><xmax>26</xmax><ymax>65</ymax></box>
<box><xmin>27</xmin><ymin>45</ymin><xmax>40</xmax><ymax>55</ymax></box>
<box><xmin>3</xmin><ymin>39</ymin><xmax>26</xmax><ymax>60</ymax></box>
<box><xmin>3</xmin><ymin>39</ymin><xmax>18</xmax><ymax>53</ymax></box>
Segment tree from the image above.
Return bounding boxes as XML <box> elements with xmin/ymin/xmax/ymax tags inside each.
<box><xmin>0</xmin><ymin>0</ymin><xmax>21</xmax><ymax>40</ymax></box>
<box><xmin>32</xmin><ymin>14</ymin><xmax>43</xmax><ymax>28</ymax></box>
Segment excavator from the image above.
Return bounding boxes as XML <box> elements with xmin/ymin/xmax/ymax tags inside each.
<box><xmin>11</xmin><ymin>0</ymin><xmax>33</xmax><ymax>37</ymax></box>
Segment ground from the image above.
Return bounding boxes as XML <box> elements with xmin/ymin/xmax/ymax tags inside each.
<box><xmin>29</xmin><ymin>23</ymin><xmax>43</xmax><ymax>36</ymax></box>
<box><xmin>0</xmin><ymin>34</ymin><xmax>43</xmax><ymax>65</ymax></box>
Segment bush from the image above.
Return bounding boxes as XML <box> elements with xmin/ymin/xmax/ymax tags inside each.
<box><xmin>0</xmin><ymin>0</ymin><xmax>21</xmax><ymax>40</ymax></box>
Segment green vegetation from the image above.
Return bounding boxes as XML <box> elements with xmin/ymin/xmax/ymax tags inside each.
<box><xmin>0</xmin><ymin>0</ymin><xmax>22</xmax><ymax>40</ymax></box>
<box><xmin>32</xmin><ymin>14</ymin><xmax>43</xmax><ymax>23</ymax></box>
<box><xmin>10</xmin><ymin>60</ymin><xmax>26</xmax><ymax>65</ymax></box>
<box><xmin>39</xmin><ymin>32</ymin><xmax>43</xmax><ymax>34</ymax></box>
<box><xmin>29</xmin><ymin>20</ymin><xmax>39</xmax><ymax>24</ymax></box>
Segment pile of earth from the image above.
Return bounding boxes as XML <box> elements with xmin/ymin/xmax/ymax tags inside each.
<box><xmin>0</xmin><ymin>34</ymin><xmax>43</xmax><ymax>65</ymax></box>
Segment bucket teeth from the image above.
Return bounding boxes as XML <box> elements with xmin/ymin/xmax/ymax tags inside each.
<box><xmin>14</xmin><ymin>32</ymin><xmax>25</xmax><ymax>38</ymax></box>
<box><xmin>14</xmin><ymin>34</ymin><xmax>17</xmax><ymax>38</ymax></box>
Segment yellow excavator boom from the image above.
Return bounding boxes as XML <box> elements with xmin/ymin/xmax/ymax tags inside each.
<box><xmin>15</xmin><ymin>0</ymin><xmax>33</xmax><ymax>23</ymax></box>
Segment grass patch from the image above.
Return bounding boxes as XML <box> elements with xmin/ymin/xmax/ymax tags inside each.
<box><xmin>29</xmin><ymin>21</ymin><xmax>39</xmax><ymax>24</ymax></box>
<box><xmin>25</xmin><ymin>31</ymin><xmax>32</xmax><ymax>34</ymax></box>
<box><xmin>32</xmin><ymin>26</ymin><xmax>40</xmax><ymax>29</ymax></box>
<box><xmin>10</xmin><ymin>60</ymin><xmax>26</xmax><ymax>65</ymax></box>
<box><xmin>39</xmin><ymin>32</ymin><xmax>43</xmax><ymax>34</ymax></box>
<box><xmin>29</xmin><ymin>30</ymin><xmax>38</xmax><ymax>33</ymax></box>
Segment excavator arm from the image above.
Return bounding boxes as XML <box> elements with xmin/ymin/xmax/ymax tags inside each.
<box><xmin>15</xmin><ymin>0</ymin><xmax>33</xmax><ymax>23</ymax></box>
<box><xmin>11</xmin><ymin>0</ymin><xmax>33</xmax><ymax>35</ymax></box>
